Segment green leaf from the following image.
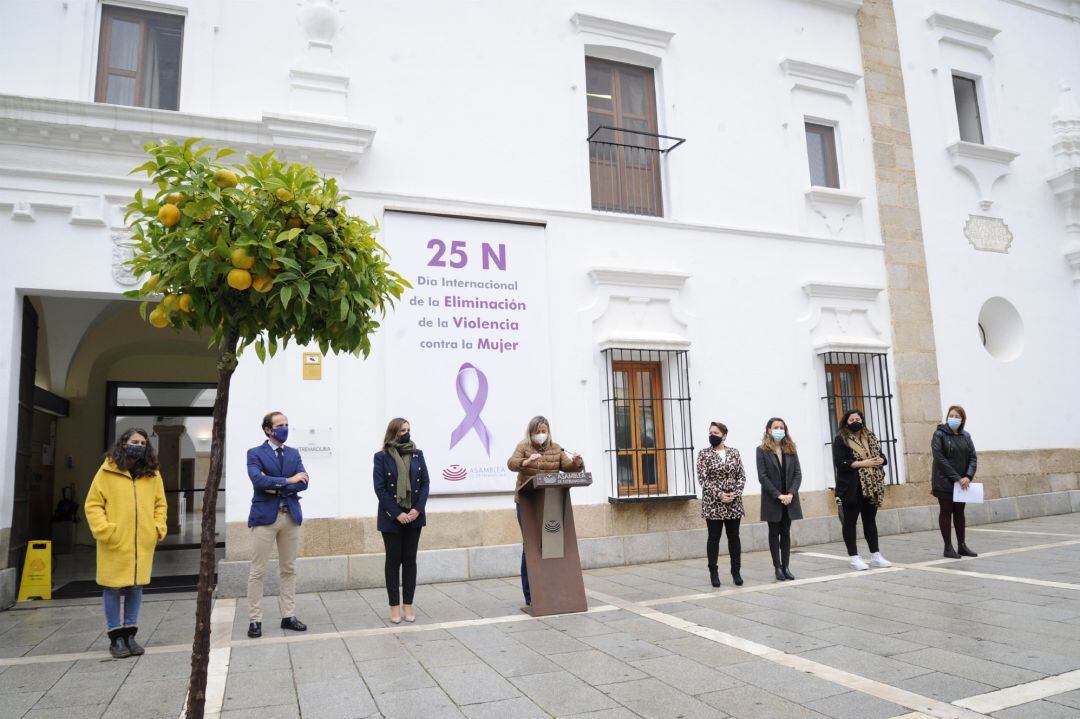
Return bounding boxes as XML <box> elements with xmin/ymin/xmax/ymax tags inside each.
<box><xmin>297</xmin><ymin>279</ymin><xmax>310</xmax><ymax>301</ymax></box>
<box><xmin>275</xmin><ymin>227</ymin><xmax>303</xmax><ymax>244</ymax></box>
<box><xmin>216</xmin><ymin>148</ymin><xmax>236</xmax><ymax>159</ymax></box>
<box><xmin>254</xmin><ymin>338</ymin><xmax>266</xmax><ymax>362</ymax></box>
<box><xmin>139</xmin><ymin>301</ymin><xmax>149</xmax><ymax>320</ymax></box>
<box><xmin>280</xmin><ymin>285</ymin><xmax>293</xmax><ymax>309</ymax></box>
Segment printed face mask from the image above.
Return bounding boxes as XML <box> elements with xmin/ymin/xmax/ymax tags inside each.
<box><xmin>124</xmin><ymin>444</ymin><xmax>147</xmax><ymax>459</ymax></box>
<box><xmin>271</xmin><ymin>426</ymin><xmax>289</xmax><ymax>444</ymax></box>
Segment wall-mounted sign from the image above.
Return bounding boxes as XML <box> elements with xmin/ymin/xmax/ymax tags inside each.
<box><xmin>383</xmin><ymin>211</ymin><xmax>552</xmax><ymax>495</ymax></box>
<box><xmin>302</xmin><ymin>352</ymin><xmax>322</xmax><ymax>380</ymax></box>
<box><xmin>965</xmin><ymin>215</ymin><xmax>1013</xmax><ymax>253</ymax></box>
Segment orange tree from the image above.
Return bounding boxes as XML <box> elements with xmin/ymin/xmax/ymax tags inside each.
<box><xmin>124</xmin><ymin>138</ymin><xmax>407</xmax><ymax>718</ymax></box>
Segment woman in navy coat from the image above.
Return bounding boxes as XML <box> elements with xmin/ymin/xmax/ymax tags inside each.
<box><xmin>373</xmin><ymin>417</ymin><xmax>429</xmax><ymax>623</ymax></box>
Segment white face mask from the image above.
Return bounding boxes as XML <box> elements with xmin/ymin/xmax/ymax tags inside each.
<box><xmin>531</xmin><ymin>433</ymin><xmax>548</xmax><ymax>445</ymax></box>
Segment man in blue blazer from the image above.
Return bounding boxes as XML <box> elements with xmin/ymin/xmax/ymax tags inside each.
<box><xmin>245</xmin><ymin>411</ymin><xmax>309</xmax><ymax>638</ymax></box>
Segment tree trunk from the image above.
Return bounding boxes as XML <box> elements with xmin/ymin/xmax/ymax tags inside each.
<box><xmin>185</xmin><ymin>325</ymin><xmax>239</xmax><ymax>719</ymax></box>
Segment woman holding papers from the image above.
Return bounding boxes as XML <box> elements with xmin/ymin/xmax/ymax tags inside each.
<box><xmin>832</xmin><ymin>409</ymin><xmax>891</xmax><ymax>571</ymax></box>
<box><xmin>756</xmin><ymin>417</ymin><xmax>803</xmax><ymax>581</ymax></box>
<box><xmin>930</xmin><ymin>405</ymin><xmax>979</xmax><ymax>559</ymax></box>
<box><xmin>507</xmin><ymin>416</ymin><xmax>584</xmax><ymax>607</ymax></box>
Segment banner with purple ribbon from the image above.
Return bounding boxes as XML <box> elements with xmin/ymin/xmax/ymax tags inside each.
<box><xmin>383</xmin><ymin>211</ymin><xmax>552</xmax><ymax>494</ymax></box>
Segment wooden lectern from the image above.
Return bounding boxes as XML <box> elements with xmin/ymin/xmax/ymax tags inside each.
<box><xmin>518</xmin><ymin>470</ymin><xmax>592</xmax><ymax>617</ymax></box>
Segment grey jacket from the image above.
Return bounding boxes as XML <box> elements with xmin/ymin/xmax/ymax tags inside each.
<box><xmin>756</xmin><ymin>446</ymin><xmax>804</xmax><ymax>522</ymax></box>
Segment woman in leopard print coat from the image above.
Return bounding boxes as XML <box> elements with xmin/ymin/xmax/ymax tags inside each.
<box><xmin>698</xmin><ymin>422</ymin><xmax>746</xmax><ymax>587</ymax></box>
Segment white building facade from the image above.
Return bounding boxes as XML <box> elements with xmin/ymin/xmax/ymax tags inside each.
<box><xmin>0</xmin><ymin>0</ymin><xmax>1077</xmax><ymax>601</ymax></box>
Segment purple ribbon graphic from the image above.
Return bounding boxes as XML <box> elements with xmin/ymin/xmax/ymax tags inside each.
<box><xmin>449</xmin><ymin>362</ymin><xmax>493</xmax><ymax>456</ymax></box>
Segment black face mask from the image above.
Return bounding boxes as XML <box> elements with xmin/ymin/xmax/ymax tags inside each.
<box><xmin>398</xmin><ymin>432</ymin><xmax>411</xmax><ymax>444</ymax></box>
<box><xmin>708</xmin><ymin>435</ymin><xmax>723</xmax><ymax>447</ymax></box>
<box><xmin>124</xmin><ymin>444</ymin><xmax>147</xmax><ymax>460</ymax></box>
<box><xmin>848</xmin><ymin>422</ymin><xmax>864</xmax><ymax>433</ymax></box>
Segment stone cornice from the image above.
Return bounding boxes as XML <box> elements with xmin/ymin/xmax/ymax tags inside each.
<box><xmin>0</xmin><ymin>94</ymin><xmax>375</xmax><ymax>175</ymax></box>
<box><xmin>571</xmin><ymin>12</ymin><xmax>675</xmax><ymax>48</ymax></box>
<box><xmin>780</xmin><ymin>58</ymin><xmax>862</xmax><ymax>89</ymax></box>
<box><xmin>926</xmin><ymin>12</ymin><xmax>1002</xmax><ymax>42</ymax></box>
<box><xmin>588</xmin><ymin>267</ymin><xmax>690</xmax><ymax>290</ymax></box>
<box><xmin>796</xmin><ymin>0</ymin><xmax>863</xmax><ymax>13</ymax></box>
<box><xmin>946</xmin><ymin>141</ymin><xmax>1020</xmax><ymax>164</ymax></box>
<box><xmin>802</xmin><ymin>281</ymin><xmax>883</xmax><ymax>302</ymax></box>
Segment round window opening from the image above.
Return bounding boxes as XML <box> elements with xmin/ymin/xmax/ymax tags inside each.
<box><xmin>977</xmin><ymin>297</ymin><xmax>1023</xmax><ymax>362</ymax></box>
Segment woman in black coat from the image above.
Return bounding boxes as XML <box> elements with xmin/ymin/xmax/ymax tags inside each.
<box><xmin>931</xmin><ymin>405</ymin><xmax>978</xmax><ymax>559</ymax></box>
<box><xmin>756</xmin><ymin>417</ymin><xmax>802</xmax><ymax>581</ymax></box>
<box><xmin>832</xmin><ymin>409</ymin><xmax>890</xmax><ymax>571</ymax></box>
<box><xmin>373</xmin><ymin>417</ymin><xmax>430</xmax><ymax>623</ymax></box>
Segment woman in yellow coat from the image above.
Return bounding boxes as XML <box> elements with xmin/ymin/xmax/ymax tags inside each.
<box><xmin>84</xmin><ymin>427</ymin><xmax>167</xmax><ymax>658</ymax></box>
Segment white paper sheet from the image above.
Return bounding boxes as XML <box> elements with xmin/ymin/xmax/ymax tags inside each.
<box><xmin>953</xmin><ymin>481</ymin><xmax>984</xmax><ymax>504</ymax></box>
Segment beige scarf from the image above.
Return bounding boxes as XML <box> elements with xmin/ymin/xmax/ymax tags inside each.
<box><xmin>844</xmin><ymin>430</ymin><xmax>886</xmax><ymax>506</ymax></box>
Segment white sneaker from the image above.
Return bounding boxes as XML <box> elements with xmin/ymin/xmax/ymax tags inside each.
<box><xmin>850</xmin><ymin>555</ymin><xmax>869</xmax><ymax>571</ymax></box>
<box><xmin>869</xmin><ymin>552</ymin><xmax>892</xmax><ymax>568</ymax></box>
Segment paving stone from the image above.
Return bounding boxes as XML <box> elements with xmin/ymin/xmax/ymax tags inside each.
<box><xmin>700</xmin><ymin>684</ymin><xmax>828</xmax><ymax>718</ymax></box>
<box><xmin>296</xmin><ymin>678</ymin><xmax>378</xmax><ymax>718</ymax></box>
<box><xmin>356</xmin><ymin>656</ymin><xmax>436</xmax><ymax>694</ymax></box>
<box><xmin>219</xmin><ymin>705</ymin><xmax>301</xmax><ymax>719</ymax></box>
<box><xmin>893</xmin><ymin>671</ymin><xmax>996</xmax><ymax>702</ymax></box>
<box><xmin>718</xmin><ymin>659</ymin><xmax>848</xmax><ymax>703</ymax></box>
<box><xmin>405</xmin><ymin>638</ymin><xmax>480</xmax><ymax>669</ymax></box>
<box><xmin>101</xmin><ymin>678</ymin><xmax>187</xmax><ymax>719</ymax></box>
<box><xmin>653</xmin><ymin>635</ymin><xmax>757</xmax><ymax>666</ymax></box>
<box><xmin>510</xmin><ymin>671</ymin><xmax>618</xmax><ymax>716</ymax></box>
<box><xmin>344</xmin><ymin>633</ymin><xmax>409</xmax><ymax>662</ymax></box>
<box><xmin>429</xmin><ymin>662</ymin><xmax>520</xmax><ymax>705</ymax></box>
<box><xmin>797</xmin><ymin>645</ymin><xmax>934</xmax><ymax>684</ymax></box>
<box><xmin>598</xmin><ymin>677</ymin><xmax>725</xmax><ymax>718</ymax></box>
<box><xmin>579</xmin><ymin>631</ymin><xmax>672</xmax><ymax>662</ymax></box>
<box><xmin>471</xmin><ymin>643</ymin><xmax>560</xmax><ymax>678</ymax></box>
<box><xmin>289</xmin><ymin>637</ymin><xmax>358</xmax><ymax>684</ymax></box>
<box><xmin>373</xmin><ymin>686</ymin><xmax>466</xmax><ymax>718</ymax></box>
<box><xmin>890</xmin><ymin>646</ymin><xmax>1044</xmax><ymax>688</ymax></box>
<box><xmin>1048</xmin><ymin>688</ymin><xmax>1080</xmax><ymax>709</ymax></box>
<box><xmin>557</xmin><ymin>710</ymin><xmax>642</xmax><ymax>719</ymax></box>
<box><xmin>222</xmin><ymin>668</ymin><xmax>297</xmax><ymax>711</ymax></box>
<box><xmin>0</xmin><ymin>690</ymin><xmax>44</xmax><ymax>717</ymax></box>
<box><xmin>804</xmin><ymin>690</ymin><xmax>905</xmax><ymax>719</ymax></box>
<box><xmin>126</xmin><ymin>650</ymin><xmax>191</xmax><ymax>683</ymax></box>
<box><xmin>547</xmin><ymin>649</ymin><xmax>647</xmax><ymax>685</ymax></box>
<box><xmin>510</xmin><ymin>627</ymin><xmax>590</xmax><ymax>655</ymax></box>
<box><xmin>24</xmin><ymin>705</ymin><xmax>108</xmax><ymax>719</ymax></box>
<box><xmin>461</xmin><ymin>696</ymin><xmax>548</xmax><ymax>718</ymax></box>
<box><xmin>628</xmin><ymin>654</ymin><xmax>743</xmax><ymax>695</ymax></box>
<box><xmin>32</xmin><ymin>669</ymin><xmax>126</xmax><ymax>708</ymax></box>
<box><xmin>540</xmin><ymin>613</ymin><xmax>617</xmax><ymax>638</ymax></box>
<box><xmin>228</xmin><ymin>643</ymin><xmax>292</xmax><ymax>673</ymax></box>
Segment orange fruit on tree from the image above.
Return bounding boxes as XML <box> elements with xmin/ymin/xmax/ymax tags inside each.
<box><xmin>178</xmin><ymin>294</ymin><xmax>194</xmax><ymax>313</ymax></box>
<box><xmin>213</xmin><ymin>169</ymin><xmax>238</xmax><ymax>188</ymax></box>
<box><xmin>308</xmin><ymin>246</ymin><xmax>319</xmax><ymax>257</ymax></box>
<box><xmin>143</xmin><ymin>273</ymin><xmax>161</xmax><ymax>292</ymax></box>
<box><xmin>157</xmin><ymin>204</ymin><xmax>180</xmax><ymax>227</ymax></box>
<box><xmin>276</xmin><ymin>188</ymin><xmax>294</xmax><ymax>202</ymax></box>
<box><xmin>148</xmin><ymin>306</ymin><xmax>169</xmax><ymax>328</ymax></box>
<box><xmin>252</xmin><ymin>275</ymin><xmax>274</xmax><ymax>293</ymax></box>
<box><xmin>162</xmin><ymin>293</ymin><xmax>178</xmax><ymax>311</ymax></box>
<box><xmin>227</xmin><ymin>268</ymin><xmax>252</xmax><ymax>291</ymax></box>
<box><xmin>230</xmin><ymin>247</ymin><xmax>255</xmax><ymax>269</ymax></box>
<box><xmin>165</xmin><ymin>192</ymin><xmax>184</xmax><ymax>205</ymax></box>
<box><xmin>285</xmin><ymin>216</ymin><xmax>303</xmax><ymax>230</ymax></box>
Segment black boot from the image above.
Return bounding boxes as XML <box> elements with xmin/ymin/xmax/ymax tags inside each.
<box><xmin>123</xmin><ymin>627</ymin><xmax>144</xmax><ymax>656</ymax></box>
<box><xmin>943</xmin><ymin>544</ymin><xmax>961</xmax><ymax>559</ymax></box>
<box><xmin>108</xmin><ymin>628</ymin><xmax>131</xmax><ymax>659</ymax></box>
<box><xmin>731</xmin><ymin>567</ymin><xmax>743</xmax><ymax>586</ymax></box>
<box><xmin>782</xmin><ymin>566</ymin><xmax>795</xmax><ymax>581</ymax></box>
<box><xmin>709</xmin><ymin>566</ymin><xmax>722</xmax><ymax>588</ymax></box>
<box><xmin>958</xmin><ymin>543</ymin><xmax>978</xmax><ymax>557</ymax></box>
<box><xmin>774</xmin><ymin>566</ymin><xmax>786</xmax><ymax>581</ymax></box>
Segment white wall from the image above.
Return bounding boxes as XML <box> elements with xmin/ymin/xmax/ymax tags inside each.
<box><xmin>893</xmin><ymin>0</ymin><xmax>1080</xmax><ymax>450</ymax></box>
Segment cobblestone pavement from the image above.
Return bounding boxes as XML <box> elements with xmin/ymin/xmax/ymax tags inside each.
<box><xmin>3</xmin><ymin>513</ymin><xmax>1080</xmax><ymax>718</ymax></box>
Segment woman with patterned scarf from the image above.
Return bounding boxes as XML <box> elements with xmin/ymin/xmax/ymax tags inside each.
<box><xmin>373</xmin><ymin>417</ymin><xmax>430</xmax><ymax>623</ymax></box>
<box><xmin>832</xmin><ymin>408</ymin><xmax>891</xmax><ymax>571</ymax></box>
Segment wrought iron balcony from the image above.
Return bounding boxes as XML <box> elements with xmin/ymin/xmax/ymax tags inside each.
<box><xmin>587</xmin><ymin>126</ymin><xmax>685</xmax><ymax>218</ymax></box>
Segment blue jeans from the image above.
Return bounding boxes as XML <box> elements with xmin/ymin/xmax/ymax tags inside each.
<box><xmin>103</xmin><ymin>586</ymin><xmax>143</xmax><ymax>631</ymax></box>
<box><xmin>516</xmin><ymin>503</ymin><xmax>531</xmax><ymax>605</ymax></box>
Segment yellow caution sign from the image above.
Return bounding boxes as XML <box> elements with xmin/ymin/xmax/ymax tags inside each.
<box><xmin>18</xmin><ymin>540</ymin><xmax>52</xmax><ymax>601</ymax></box>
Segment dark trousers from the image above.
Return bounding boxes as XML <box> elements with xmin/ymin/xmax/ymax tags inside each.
<box><xmin>768</xmin><ymin>507</ymin><xmax>792</xmax><ymax>568</ymax></box>
<box><xmin>936</xmin><ymin>495</ymin><xmax>967</xmax><ymax>546</ymax></box>
<box><xmin>516</xmin><ymin>503</ymin><xmax>531</xmax><ymax>605</ymax></box>
<box><xmin>706</xmin><ymin>518</ymin><xmax>742</xmax><ymax>572</ymax></box>
<box><xmin>841</xmin><ymin>491</ymin><xmax>880</xmax><ymax>556</ymax></box>
<box><xmin>381</xmin><ymin>527</ymin><xmax>422</xmax><ymax>606</ymax></box>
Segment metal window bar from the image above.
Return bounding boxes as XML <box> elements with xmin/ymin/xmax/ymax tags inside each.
<box><xmin>587</xmin><ymin>126</ymin><xmax>685</xmax><ymax>218</ymax></box>
<box><xmin>601</xmin><ymin>348</ymin><xmax>697</xmax><ymax>502</ymax></box>
<box><xmin>820</xmin><ymin>351</ymin><xmax>901</xmax><ymax>485</ymax></box>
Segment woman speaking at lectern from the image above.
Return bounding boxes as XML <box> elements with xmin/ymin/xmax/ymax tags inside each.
<box><xmin>507</xmin><ymin>416</ymin><xmax>583</xmax><ymax>607</ymax></box>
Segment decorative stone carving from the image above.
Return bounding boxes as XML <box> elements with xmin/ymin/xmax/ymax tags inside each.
<box><xmin>570</xmin><ymin>13</ymin><xmax>675</xmax><ymax>48</ymax></box>
<box><xmin>963</xmin><ymin>215</ymin><xmax>1012</xmax><ymax>253</ymax></box>
<box><xmin>290</xmin><ymin>0</ymin><xmax>349</xmax><ymax>117</ymax></box>
<box><xmin>946</xmin><ymin>141</ymin><xmax>1019</xmax><ymax>212</ymax></box>
<box><xmin>585</xmin><ymin>267</ymin><xmax>691</xmax><ymax>349</ymax></box>
<box><xmin>805</xmin><ymin>187</ymin><xmax>865</xmax><ymax>238</ymax></box>
<box><xmin>111</xmin><ymin>231</ymin><xmax>140</xmax><ymax>286</ymax></box>
<box><xmin>801</xmin><ymin>282</ymin><xmax>887</xmax><ymax>353</ymax></box>
<box><xmin>1048</xmin><ymin>84</ymin><xmax>1080</xmax><ymax>281</ymax></box>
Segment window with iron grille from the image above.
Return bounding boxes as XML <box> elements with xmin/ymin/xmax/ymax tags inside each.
<box><xmin>601</xmin><ymin>348</ymin><xmax>696</xmax><ymax>501</ymax></box>
<box><xmin>821</xmin><ymin>351</ymin><xmax>900</xmax><ymax>484</ymax></box>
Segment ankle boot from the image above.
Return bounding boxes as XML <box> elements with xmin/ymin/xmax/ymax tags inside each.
<box><xmin>774</xmin><ymin>566</ymin><xmax>786</xmax><ymax>581</ymax></box>
<box><xmin>958</xmin><ymin>543</ymin><xmax>978</xmax><ymax>557</ymax></box>
<box><xmin>782</xmin><ymin>566</ymin><xmax>795</xmax><ymax>581</ymax></box>
<box><xmin>123</xmin><ymin>627</ymin><xmax>144</xmax><ymax>656</ymax></box>
<box><xmin>943</xmin><ymin>544</ymin><xmax>961</xmax><ymax>559</ymax></box>
<box><xmin>731</xmin><ymin>564</ymin><xmax>743</xmax><ymax>586</ymax></box>
<box><xmin>708</xmin><ymin>566</ymin><xmax>721</xmax><ymax>588</ymax></box>
<box><xmin>108</xmin><ymin>628</ymin><xmax>131</xmax><ymax>659</ymax></box>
